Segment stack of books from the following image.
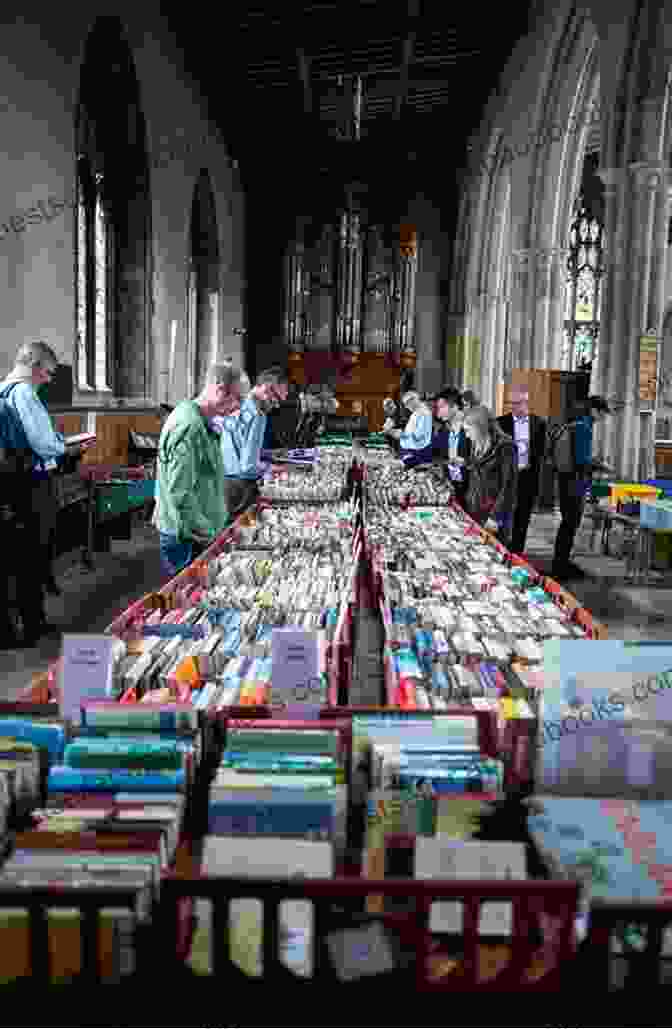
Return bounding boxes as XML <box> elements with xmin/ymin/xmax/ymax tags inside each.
<box><xmin>209</xmin><ymin>724</ymin><xmax>347</xmax><ymax>853</ymax></box>
<box><xmin>0</xmin><ymin>704</ymin><xmax>192</xmax><ymax>983</ymax></box>
<box><xmin>353</xmin><ymin>714</ymin><xmax>504</xmax><ymax>798</ymax></box>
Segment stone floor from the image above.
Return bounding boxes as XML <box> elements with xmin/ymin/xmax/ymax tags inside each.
<box><xmin>1</xmin><ymin>504</ymin><xmax>670</xmax><ymax>703</ymax></box>
<box><xmin>0</xmin><ymin>517</ymin><xmax>166</xmax><ymax>701</ymax></box>
<box><xmin>523</xmin><ymin>507</ymin><xmax>672</xmax><ymax>641</ymax></box>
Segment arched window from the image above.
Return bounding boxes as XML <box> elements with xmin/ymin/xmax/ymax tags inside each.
<box><xmin>75</xmin><ymin>15</ymin><xmax>151</xmax><ymax>401</ymax></box>
<box><xmin>187</xmin><ymin>170</ymin><xmax>221</xmax><ymax>395</ymax></box>
<box><xmin>563</xmin><ymin>164</ymin><xmax>604</xmax><ymax>372</ymax></box>
<box><xmin>75</xmin><ymin>158</ymin><xmax>112</xmax><ymax>391</ymax></box>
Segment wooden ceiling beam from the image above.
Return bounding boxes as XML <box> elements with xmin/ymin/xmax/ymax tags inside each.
<box><xmin>393</xmin><ymin>0</ymin><xmax>420</xmax><ymax>121</ymax></box>
<box><xmin>319</xmin><ymin>77</ymin><xmax>452</xmax><ymax>107</ymax></box>
<box><xmin>297</xmin><ymin>48</ymin><xmax>313</xmax><ymax>115</ymax></box>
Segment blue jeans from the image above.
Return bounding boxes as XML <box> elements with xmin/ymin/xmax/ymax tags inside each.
<box><xmin>159</xmin><ymin>533</ymin><xmax>205</xmax><ymax>578</ymax></box>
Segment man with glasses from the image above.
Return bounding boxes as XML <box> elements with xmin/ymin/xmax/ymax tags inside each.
<box><xmin>153</xmin><ymin>362</ymin><xmax>247</xmax><ymax>577</ymax></box>
<box><xmin>219</xmin><ymin>366</ymin><xmax>289</xmax><ymax>519</ymax></box>
<box><xmin>0</xmin><ymin>341</ymin><xmax>90</xmax><ymax>643</ymax></box>
<box><xmin>497</xmin><ymin>387</ymin><xmax>547</xmax><ymax>554</ymax></box>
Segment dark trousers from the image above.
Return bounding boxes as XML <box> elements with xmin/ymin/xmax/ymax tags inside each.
<box><xmin>510</xmin><ymin>467</ymin><xmax>538</xmax><ymax>554</ymax></box>
<box><xmin>29</xmin><ymin>474</ymin><xmax>58</xmax><ymax>590</ymax></box>
<box><xmin>223</xmin><ymin>478</ymin><xmax>259</xmax><ymax>520</ymax></box>
<box><xmin>553</xmin><ymin>473</ymin><xmax>586</xmax><ymax>570</ymax></box>
<box><xmin>0</xmin><ymin>515</ymin><xmax>47</xmax><ymax>643</ymax></box>
<box><xmin>158</xmin><ymin>533</ymin><xmax>206</xmax><ymax>579</ymax></box>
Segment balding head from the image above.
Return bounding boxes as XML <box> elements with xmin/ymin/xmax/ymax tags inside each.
<box><xmin>510</xmin><ymin>387</ymin><xmax>529</xmax><ymax>417</ymax></box>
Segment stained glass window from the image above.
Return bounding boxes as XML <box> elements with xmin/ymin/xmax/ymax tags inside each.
<box><xmin>564</xmin><ymin>190</ymin><xmax>604</xmax><ymax>372</ymax></box>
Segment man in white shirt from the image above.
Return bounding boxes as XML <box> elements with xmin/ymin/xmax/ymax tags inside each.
<box><xmin>385</xmin><ymin>391</ymin><xmax>434</xmax><ymax>467</ymax></box>
<box><xmin>497</xmin><ymin>387</ymin><xmax>546</xmax><ymax>554</ymax></box>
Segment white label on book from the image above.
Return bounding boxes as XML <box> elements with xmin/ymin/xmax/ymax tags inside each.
<box><xmin>60</xmin><ymin>634</ymin><xmax>115</xmax><ymax>725</ymax></box>
<box><xmin>414</xmin><ymin>839</ymin><xmax>526</xmax><ymax>936</ymax></box>
<box><xmin>271</xmin><ymin>628</ymin><xmax>322</xmax><ymax>710</ymax></box>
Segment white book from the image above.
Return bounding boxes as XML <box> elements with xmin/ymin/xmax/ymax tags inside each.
<box><xmin>202</xmin><ymin>835</ymin><xmax>333</xmax><ymax>878</ymax></box>
<box><xmin>414</xmin><ymin>838</ymin><xmax>527</xmax><ymax>936</ymax></box>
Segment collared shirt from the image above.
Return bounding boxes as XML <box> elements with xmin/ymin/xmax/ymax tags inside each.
<box><xmin>153</xmin><ymin>400</ymin><xmax>227</xmax><ymax>541</ymax></box>
<box><xmin>1</xmin><ymin>380</ymin><xmax>65</xmax><ymax>471</ymax></box>
<box><xmin>513</xmin><ymin>415</ymin><xmax>530</xmax><ymax>470</ymax></box>
<box><xmin>399</xmin><ymin>406</ymin><xmax>433</xmax><ymax>451</ymax></box>
<box><xmin>220</xmin><ymin>393</ymin><xmax>266</xmax><ymax>480</ymax></box>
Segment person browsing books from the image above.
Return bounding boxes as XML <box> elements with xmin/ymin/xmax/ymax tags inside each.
<box><xmin>385</xmin><ymin>391</ymin><xmax>434</xmax><ymax>467</ymax></box>
<box><xmin>497</xmin><ymin>387</ymin><xmax>546</xmax><ymax>554</ymax></box>
<box><xmin>153</xmin><ymin>363</ymin><xmax>247</xmax><ymax>577</ymax></box>
<box><xmin>217</xmin><ymin>366</ymin><xmax>289</xmax><ymax>519</ymax></box>
<box><xmin>432</xmin><ymin>387</ymin><xmax>470</xmax><ymax>505</ymax></box>
<box><xmin>462</xmin><ymin>404</ymin><xmax>518</xmax><ymax>545</ymax></box>
<box><xmin>0</xmin><ymin>341</ymin><xmax>93</xmax><ymax>639</ymax></box>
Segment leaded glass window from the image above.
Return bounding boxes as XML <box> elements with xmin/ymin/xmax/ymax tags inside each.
<box><xmin>75</xmin><ymin>159</ymin><xmax>112</xmax><ymax>392</ymax></box>
<box><xmin>564</xmin><ymin>191</ymin><xmax>604</xmax><ymax>372</ymax></box>
<box><xmin>94</xmin><ymin>188</ymin><xmax>111</xmax><ymax>390</ymax></box>
<box><xmin>75</xmin><ymin>177</ymin><xmax>91</xmax><ymax>390</ymax></box>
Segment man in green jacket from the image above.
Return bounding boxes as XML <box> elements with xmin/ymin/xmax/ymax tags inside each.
<box><xmin>153</xmin><ymin>362</ymin><xmax>248</xmax><ymax>577</ymax></box>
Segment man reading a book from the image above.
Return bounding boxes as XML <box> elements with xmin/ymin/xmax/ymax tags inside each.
<box><xmin>0</xmin><ymin>341</ymin><xmax>93</xmax><ymax>642</ymax></box>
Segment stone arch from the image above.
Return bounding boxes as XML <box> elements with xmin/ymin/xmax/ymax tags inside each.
<box><xmin>592</xmin><ymin>2</ymin><xmax>672</xmax><ymax>479</ymax></box>
<box><xmin>526</xmin><ymin>15</ymin><xmax>600</xmax><ymax>373</ymax></box>
<box><xmin>186</xmin><ymin>169</ymin><xmax>221</xmax><ymax>395</ymax></box>
<box><xmin>475</xmin><ymin>151</ymin><xmax>511</xmax><ymax>405</ymax></box>
<box><xmin>75</xmin><ymin>14</ymin><xmax>152</xmax><ymax>402</ymax></box>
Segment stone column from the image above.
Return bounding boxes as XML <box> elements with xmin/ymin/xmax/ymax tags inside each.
<box><xmin>478</xmin><ymin>291</ymin><xmax>500</xmax><ymax>404</ymax></box>
<box><xmin>596</xmin><ymin>162</ymin><xmax>667</xmax><ymax>480</ymax></box>
<box><xmin>509</xmin><ymin>248</ymin><xmax>532</xmax><ymax>370</ymax></box>
<box><xmin>445</xmin><ymin>311</ymin><xmax>466</xmax><ymax>388</ymax></box>
<box><xmin>533</xmin><ymin>247</ymin><xmax>567</xmax><ymax>369</ymax></box>
<box><xmin>595</xmin><ymin>168</ymin><xmax>625</xmax><ymax>402</ymax></box>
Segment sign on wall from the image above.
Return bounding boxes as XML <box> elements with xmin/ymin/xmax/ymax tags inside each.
<box><xmin>640</xmin><ymin>335</ymin><xmax>658</xmax><ymax>409</ymax></box>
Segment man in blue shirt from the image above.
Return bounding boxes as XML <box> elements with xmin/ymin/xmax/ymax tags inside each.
<box><xmin>219</xmin><ymin>366</ymin><xmax>289</xmax><ymax>518</ymax></box>
<box><xmin>1</xmin><ymin>341</ymin><xmax>91</xmax><ymax>641</ymax></box>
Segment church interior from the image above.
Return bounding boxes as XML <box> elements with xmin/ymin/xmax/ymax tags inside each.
<box><xmin>1</xmin><ymin>0</ymin><xmax>672</xmax><ymax>1007</ymax></box>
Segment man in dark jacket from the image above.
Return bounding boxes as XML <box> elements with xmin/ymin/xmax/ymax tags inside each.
<box><xmin>497</xmin><ymin>387</ymin><xmax>546</xmax><ymax>554</ymax></box>
<box><xmin>549</xmin><ymin>395</ymin><xmax>611</xmax><ymax>581</ymax></box>
<box><xmin>432</xmin><ymin>387</ymin><xmax>471</xmax><ymax>506</ymax></box>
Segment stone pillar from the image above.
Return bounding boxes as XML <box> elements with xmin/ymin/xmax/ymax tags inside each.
<box><xmin>445</xmin><ymin>311</ymin><xmax>467</xmax><ymax>388</ymax></box>
<box><xmin>479</xmin><ymin>291</ymin><xmax>500</xmax><ymax>405</ymax></box>
<box><xmin>596</xmin><ymin>162</ymin><xmax>668</xmax><ymax>480</ymax></box>
<box><xmin>509</xmin><ymin>248</ymin><xmax>532</xmax><ymax>371</ymax></box>
<box><xmin>533</xmin><ymin>247</ymin><xmax>567</xmax><ymax>369</ymax></box>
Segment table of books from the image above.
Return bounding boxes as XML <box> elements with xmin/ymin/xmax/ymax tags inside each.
<box><xmin>0</xmin><ymin>441</ymin><xmax>620</xmax><ymax>990</ymax></box>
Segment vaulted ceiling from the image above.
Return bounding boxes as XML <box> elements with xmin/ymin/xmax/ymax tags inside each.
<box><xmin>164</xmin><ymin>0</ymin><xmax>533</xmax><ymax>179</ymax></box>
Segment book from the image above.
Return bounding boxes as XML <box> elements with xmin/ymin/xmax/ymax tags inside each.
<box><xmin>0</xmin><ymin>720</ymin><xmax>65</xmax><ymax>761</ymax></box>
<box><xmin>201</xmin><ymin>836</ymin><xmax>333</xmax><ymax>878</ymax></box>
<box><xmin>63</xmin><ymin>738</ymin><xmax>186</xmax><ymax>771</ymax></box>
<box><xmin>47</xmin><ymin>766</ymin><xmax>186</xmax><ymax>793</ymax></box>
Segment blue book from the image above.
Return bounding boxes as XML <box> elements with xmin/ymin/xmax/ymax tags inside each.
<box><xmin>208</xmin><ymin>803</ymin><xmax>333</xmax><ymax>837</ymax></box>
<box><xmin>0</xmin><ymin>720</ymin><xmax>65</xmax><ymax>761</ymax></box>
<box><xmin>48</xmin><ymin>766</ymin><xmax>185</xmax><ymax>792</ymax></box>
